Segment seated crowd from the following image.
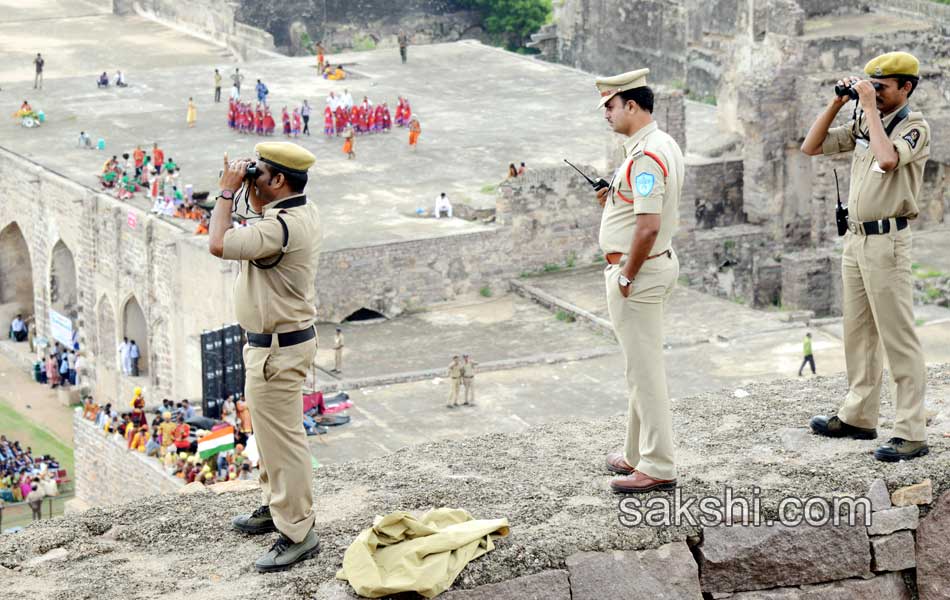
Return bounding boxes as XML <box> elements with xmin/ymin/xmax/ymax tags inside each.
<box><xmin>0</xmin><ymin>436</ymin><xmax>63</xmax><ymax>520</ymax></box>
<box><xmin>82</xmin><ymin>389</ymin><xmax>257</xmax><ymax>486</ymax></box>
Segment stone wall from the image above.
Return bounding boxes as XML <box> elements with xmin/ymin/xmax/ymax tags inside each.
<box><xmin>72</xmin><ymin>409</ymin><xmax>182</xmax><ymax>507</ymax></box>
<box><xmin>683</xmin><ymin>156</ymin><xmax>745</xmax><ymax>230</ymax></box>
<box><xmin>236</xmin><ymin>0</ymin><xmax>484</xmax><ymax>55</ymax></box>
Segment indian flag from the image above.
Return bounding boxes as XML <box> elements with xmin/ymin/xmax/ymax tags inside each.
<box><xmin>197</xmin><ymin>426</ymin><xmax>235</xmax><ymax>459</ymax></box>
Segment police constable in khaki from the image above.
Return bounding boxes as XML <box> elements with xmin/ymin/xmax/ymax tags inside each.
<box><xmin>802</xmin><ymin>52</ymin><xmax>930</xmax><ymax>461</ymax></box>
<box><xmin>595</xmin><ymin>69</ymin><xmax>684</xmax><ymax>493</ymax></box>
<box><xmin>209</xmin><ymin>141</ymin><xmax>322</xmax><ymax>571</ymax></box>
<box><xmin>446</xmin><ymin>355</ymin><xmax>462</xmax><ymax>408</ymax></box>
<box><xmin>461</xmin><ymin>354</ymin><xmax>476</xmax><ymax>406</ymax></box>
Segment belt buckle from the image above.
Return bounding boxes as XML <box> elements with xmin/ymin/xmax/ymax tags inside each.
<box><xmin>847</xmin><ymin>220</ymin><xmax>860</xmax><ymax>235</ymax></box>
<box><xmin>877</xmin><ymin>219</ymin><xmax>887</xmax><ymax>233</ymax></box>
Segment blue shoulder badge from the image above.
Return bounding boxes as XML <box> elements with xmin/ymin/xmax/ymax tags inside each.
<box><xmin>634</xmin><ymin>172</ymin><xmax>656</xmax><ymax>196</ymax></box>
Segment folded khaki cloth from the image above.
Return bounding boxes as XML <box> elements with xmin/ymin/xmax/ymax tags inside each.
<box><xmin>336</xmin><ymin>507</ymin><xmax>510</xmax><ymax>598</ymax></box>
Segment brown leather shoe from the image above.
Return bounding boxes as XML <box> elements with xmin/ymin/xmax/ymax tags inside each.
<box><xmin>610</xmin><ymin>471</ymin><xmax>677</xmax><ymax>494</ymax></box>
<box><xmin>605</xmin><ymin>452</ymin><xmax>635</xmax><ymax>475</ymax></box>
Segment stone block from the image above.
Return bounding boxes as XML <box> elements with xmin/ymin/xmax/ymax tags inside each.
<box><xmin>441</xmin><ymin>570</ymin><xmax>570</xmax><ymax>600</ymax></box>
<box><xmin>916</xmin><ymin>490</ymin><xmax>950</xmax><ymax>600</ymax></box>
<box><xmin>891</xmin><ymin>480</ymin><xmax>932</xmax><ymax>507</ymax></box>
<box><xmin>871</xmin><ymin>531</ymin><xmax>916</xmax><ymax>572</ymax></box>
<box><xmin>566</xmin><ymin>542</ymin><xmax>702</xmax><ymax>600</ymax></box>
<box><xmin>697</xmin><ymin>522</ymin><xmax>871</xmax><ymax>593</ymax></box>
<box><xmin>208</xmin><ymin>479</ymin><xmax>260</xmax><ymax>495</ymax></box>
<box><xmin>178</xmin><ymin>481</ymin><xmax>209</xmax><ymax>495</ymax></box>
<box><xmin>867</xmin><ymin>479</ymin><xmax>892</xmax><ymax>512</ymax></box>
<box><xmin>25</xmin><ymin>547</ymin><xmax>69</xmax><ymax>567</ymax></box>
<box><xmin>867</xmin><ymin>505</ymin><xmax>919</xmax><ymax>536</ymax></box>
<box><xmin>726</xmin><ymin>572</ymin><xmax>911</xmax><ymax>599</ymax></box>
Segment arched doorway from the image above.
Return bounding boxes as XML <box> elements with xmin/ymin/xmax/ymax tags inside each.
<box><xmin>0</xmin><ymin>222</ymin><xmax>35</xmax><ymax>315</ymax></box>
<box><xmin>97</xmin><ymin>296</ymin><xmax>116</xmax><ymax>370</ymax></box>
<box><xmin>49</xmin><ymin>240</ymin><xmax>79</xmax><ymax>320</ymax></box>
<box><xmin>122</xmin><ymin>296</ymin><xmax>148</xmax><ymax>376</ymax></box>
<box><xmin>343</xmin><ymin>307</ymin><xmax>386</xmax><ymax>323</ymax></box>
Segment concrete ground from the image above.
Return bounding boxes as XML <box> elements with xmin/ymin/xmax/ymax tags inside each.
<box><xmin>802</xmin><ymin>11</ymin><xmax>933</xmax><ymax>40</ymax></box>
<box><xmin>4</xmin><ymin>366</ymin><xmax>949</xmax><ymax>599</ymax></box>
<box><xmin>2</xmin><ymin>5</ymin><xmax>608</xmax><ymax>251</ymax></box>
<box><xmin>912</xmin><ymin>226</ymin><xmax>950</xmax><ymax>274</ymax></box>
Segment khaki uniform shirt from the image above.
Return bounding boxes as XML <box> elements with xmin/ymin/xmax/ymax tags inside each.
<box><xmin>334</xmin><ymin>333</ymin><xmax>344</xmax><ymax>350</ymax></box>
<box><xmin>221</xmin><ymin>193</ymin><xmax>321</xmax><ymax>334</ymax></box>
<box><xmin>821</xmin><ymin>104</ymin><xmax>930</xmax><ymax>221</ymax></box>
<box><xmin>461</xmin><ymin>362</ymin><xmax>475</xmax><ymax>379</ymax></box>
<box><xmin>448</xmin><ymin>361</ymin><xmax>462</xmax><ymax>379</ymax></box>
<box><xmin>598</xmin><ymin>122</ymin><xmax>683</xmax><ymax>255</ymax></box>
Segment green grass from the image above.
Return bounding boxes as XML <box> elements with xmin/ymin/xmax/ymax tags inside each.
<box><xmin>479</xmin><ymin>286</ymin><xmax>493</xmax><ymax>298</ymax></box>
<box><xmin>542</xmin><ymin>263</ymin><xmax>562</xmax><ymax>273</ymax></box>
<box><xmin>352</xmin><ymin>35</ymin><xmax>377</xmax><ymax>51</ymax></box>
<box><xmin>912</xmin><ymin>264</ymin><xmax>944</xmax><ymax>279</ymax></box>
<box><xmin>925</xmin><ymin>286</ymin><xmax>941</xmax><ymax>301</ymax></box>
<box><xmin>566</xmin><ymin>253</ymin><xmax>577</xmax><ymax>268</ymax></box>
<box><xmin>0</xmin><ymin>400</ymin><xmax>74</xmax><ymax>476</ymax></box>
<box><xmin>480</xmin><ymin>184</ymin><xmax>497</xmax><ymax>194</ymax></box>
<box><xmin>555</xmin><ymin>310</ymin><xmax>576</xmax><ymax>323</ymax></box>
<box><xmin>915</xmin><ymin>318</ymin><xmax>926</xmax><ymax>326</ymax></box>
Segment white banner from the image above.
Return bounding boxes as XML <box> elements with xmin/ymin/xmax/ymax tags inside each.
<box><xmin>48</xmin><ymin>309</ymin><xmax>73</xmax><ymax>348</ymax></box>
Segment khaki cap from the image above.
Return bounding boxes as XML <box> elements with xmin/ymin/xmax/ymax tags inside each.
<box><xmin>864</xmin><ymin>52</ymin><xmax>919</xmax><ymax>78</ymax></box>
<box><xmin>595</xmin><ymin>68</ymin><xmax>650</xmax><ymax>109</ymax></box>
<box><xmin>254</xmin><ymin>142</ymin><xmax>316</xmax><ymax>174</ymax></box>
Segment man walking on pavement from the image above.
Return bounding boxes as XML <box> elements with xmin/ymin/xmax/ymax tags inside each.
<box><xmin>798</xmin><ymin>332</ymin><xmax>816</xmax><ymax>376</ymax></box>
<box><xmin>447</xmin><ymin>355</ymin><xmax>462</xmax><ymax>408</ymax></box>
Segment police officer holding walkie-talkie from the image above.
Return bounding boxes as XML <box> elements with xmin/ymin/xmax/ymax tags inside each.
<box><xmin>801</xmin><ymin>52</ymin><xmax>931</xmax><ymax>462</ymax></box>
<box><xmin>208</xmin><ymin>142</ymin><xmax>323</xmax><ymax>572</ymax></box>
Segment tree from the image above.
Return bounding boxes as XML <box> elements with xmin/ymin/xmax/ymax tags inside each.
<box><xmin>457</xmin><ymin>0</ymin><xmax>552</xmax><ymax>50</ymax></box>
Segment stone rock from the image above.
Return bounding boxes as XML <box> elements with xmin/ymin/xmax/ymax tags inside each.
<box><xmin>917</xmin><ymin>490</ymin><xmax>950</xmax><ymax>600</ymax></box>
<box><xmin>208</xmin><ymin>479</ymin><xmax>260</xmax><ymax>495</ymax></box>
<box><xmin>441</xmin><ymin>570</ymin><xmax>570</xmax><ymax>600</ymax></box>
<box><xmin>891</xmin><ymin>479</ymin><xmax>932</xmax><ymax>507</ymax></box>
<box><xmin>867</xmin><ymin>505</ymin><xmax>919</xmax><ymax>536</ymax></box>
<box><xmin>25</xmin><ymin>547</ymin><xmax>69</xmax><ymax>567</ymax></box>
<box><xmin>567</xmin><ymin>542</ymin><xmax>702</xmax><ymax>600</ymax></box>
<box><xmin>697</xmin><ymin>522</ymin><xmax>871</xmax><ymax>593</ymax></box>
<box><xmin>177</xmin><ymin>481</ymin><xmax>210</xmax><ymax>495</ymax></box>
<box><xmin>866</xmin><ymin>479</ymin><xmax>892</xmax><ymax>512</ymax></box>
<box><xmin>726</xmin><ymin>572</ymin><xmax>910</xmax><ymax>599</ymax></box>
<box><xmin>871</xmin><ymin>531</ymin><xmax>916</xmax><ymax>572</ymax></box>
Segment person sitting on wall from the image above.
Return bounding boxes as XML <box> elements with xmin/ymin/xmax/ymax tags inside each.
<box><xmin>10</xmin><ymin>314</ymin><xmax>27</xmax><ymax>342</ymax></box>
<box><xmin>96</xmin><ymin>71</ymin><xmax>109</xmax><ymax>88</ymax></box>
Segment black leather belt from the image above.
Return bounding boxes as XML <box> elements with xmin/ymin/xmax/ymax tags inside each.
<box><xmin>247</xmin><ymin>326</ymin><xmax>315</xmax><ymax>348</ymax></box>
<box><xmin>848</xmin><ymin>217</ymin><xmax>908</xmax><ymax>235</ymax></box>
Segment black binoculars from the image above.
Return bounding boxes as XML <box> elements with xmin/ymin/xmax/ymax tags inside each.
<box><xmin>244</xmin><ymin>161</ymin><xmax>260</xmax><ymax>180</ymax></box>
<box><xmin>834</xmin><ymin>80</ymin><xmax>882</xmax><ymax>100</ymax></box>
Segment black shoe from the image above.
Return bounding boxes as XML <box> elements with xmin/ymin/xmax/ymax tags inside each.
<box><xmin>232</xmin><ymin>505</ymin><xmax>277</xmax><ymax>534</ymax></box>
<box><xmin>255</xmin><ymin>529</ymin><xmax>321</xmax><ymax>573</ymax></box>
<box><xmin>809</xmin><ymin>415</ymin><xmax>877</xmax><ymax>440</ymax></box>
<box><xmin>874</xmin><ymin>438</ymin><xmax>930</xmax><ymax>462</ymax></box>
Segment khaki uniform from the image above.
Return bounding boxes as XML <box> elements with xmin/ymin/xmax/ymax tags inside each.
<box><xmin>600</xmin><ymin>121</ymin><xmax>683</xmax><ymax>481</ymax></box>
<box><xmin>447</xmin><ymin>360</ymin><xmax>462</xmax><ymax>406</ymax></box>
<box><xmin>222</xmin><ymin>192</ymin><xmax>322</xmax><ymax>543</ymax></box>
<box><xmin>461</xmin><ymin>360</ymin><xmax>475</xmax><ymax>405</ymax></box>
<box><xmin>334</xmin><ymin>332</ymin><xmax>344</xmax><ymax>372</ymax></box>
<box><xmin>821</xmin><ymin>104</ymin><xmax>929</xmax><ymax>441</ymax></box>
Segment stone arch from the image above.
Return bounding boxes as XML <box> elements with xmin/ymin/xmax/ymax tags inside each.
<box><xmin>122</xmin><ymin>295</ymin><xmax>148</xmax><ymax>376</ymax></box>
<box><xmin>0</xmin><ymin>223</ymin><xmax>34</xmax><ymax>333</ymax></box>
<box><xmin>49</xmin><ymin>240</ymin><xmax>79</xmax><ymax>320</ymax></box>
<box><xmin>343</xmin><ymin>307</ymin><xmax>387</xmax><ymax>323</ymax></box>
<box><xmin>97</xmin><ymin>295</ymin><xmax>116</xmax><ymax>370</ymax></box>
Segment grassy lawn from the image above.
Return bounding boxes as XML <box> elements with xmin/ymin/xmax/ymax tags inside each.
<box><xmin>0</xmin><ymin>399</ymin><xmax>75</xmax><ymax>531</ymax></box>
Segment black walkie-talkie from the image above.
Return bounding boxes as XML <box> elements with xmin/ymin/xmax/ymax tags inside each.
<box><xmin>834</xmin><ymin>169</ymin><xmax>849</xmax><ymax>237</ymax></box>
<box><xmin>564</xmin><ymin>159</ymin><xmax>609</xmax><ymax>191</ymax></box>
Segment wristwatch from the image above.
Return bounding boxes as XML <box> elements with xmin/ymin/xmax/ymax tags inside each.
<box><xmin>218</xmin><ymin>189</ymin><xmax>235</xmax><ymax>200</ymax></box>
<box><xmin>618</xmin><ymin>273</ymin><xmax>634</xmax><ymax>287</ymax></box>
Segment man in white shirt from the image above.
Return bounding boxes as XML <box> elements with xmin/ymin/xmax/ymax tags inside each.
<box><xmin>342</xmin><ymin>89</ymin><xmax>354</xmax><ymax>109</ymax></box>
<box><xmin>10</xmin><ymin>314</ymin><xmax>27</xmax><ymax>342</ymax></box>
<box><xmin>434</xmin><ymin>193</ymin><xmax>452</xmax><ymax>219</ymax></box>
<box><xmin>119</xmin><ymin>337</ymin><xmax>131</xmax><ymax>375</ymax></box>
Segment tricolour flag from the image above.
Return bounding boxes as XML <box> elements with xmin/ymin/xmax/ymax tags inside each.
<box><xmin>197</xmin><ymin>425</ymin><xmax>235</xmax><ymax>459</ymax></box>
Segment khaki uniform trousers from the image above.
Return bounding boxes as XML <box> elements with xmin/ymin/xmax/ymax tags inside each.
<box><xmin>605</xmin><ymin>251</ymin><xmax>679</xmax><ymax>481</ymax></box>
<box><xmin>837</xmin><ymin>227</ymin><xmax>926</xmax><ymax>441</ymax></box>
<box><xmin>462</xmin><ymin>377</ymin><xmax>474</xmax><ymax>404</ymax></box>
<box><xmin>449</xmin><ymin>377</ymin><xmax>461</xmax><ymax>405</ymax></box>
<box><xmin>243</xmin><ymin>336</ymin><xmax>318</xmax><ymax>543</ymax></box>
<box><xmin>334</xmin><ymin>347</ymin><xmax>343</xmax><ymax>371</ymax></box>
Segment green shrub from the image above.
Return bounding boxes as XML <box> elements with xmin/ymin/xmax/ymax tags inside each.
<box><xmin>479</xmin><ymin>286</ymin><xmax>493</xmax><ymax>297</ymax></box>
<box><xmin>555</xmin><ymin>310</ymin><xmax>576</xmax><ymax>323</ymax></box>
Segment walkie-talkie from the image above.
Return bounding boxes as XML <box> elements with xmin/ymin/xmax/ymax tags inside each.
<box><xmin>564</xmin><ymin>159</ymin><xmax>609</xmax><ymax>191</ymax></box>
<box><xmin>833</xmin><ymin>169</ymin><xmax>849</xmax><ymax>236</ymax></box>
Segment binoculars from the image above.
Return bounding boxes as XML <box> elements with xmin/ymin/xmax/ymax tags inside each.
<box><xmin>834</xmin><ymin>80</ymin><xmax>882</xmax><ymax>100</ymax></box>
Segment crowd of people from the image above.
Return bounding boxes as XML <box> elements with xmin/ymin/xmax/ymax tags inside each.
<box><xmin>227</xmin><ymin>99</ymin><xmax>314</xmax><ymax>137</ymax></box>
<box><xmin>0</xmin><ymin>436</ymin><xmax>63</xmax><ymax>520</ymax></box>
<box><xmin>82</xmin><ymin>390</ymin><xmax>257</xmax><ymax>487</ymax></box>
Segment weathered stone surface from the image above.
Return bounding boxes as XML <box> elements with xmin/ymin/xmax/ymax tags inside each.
<box><xmin>917</xmin><ymin>490</ymin><xmax>950</xmax><ymax>600</ymax></box>
<box><xmin>208</xmin><ymin>479</ymin><xmax>260</xmax><ymax>495</ymax></box>
<box><xmin>727</xmin><ymin>572</ymin><xmax>911</xmax><ymax>599</ymax></box>
<box><xmin>891</xmin><ymin>479</ymin><xmax>933</xmax><ymax>507</ymax></box>
<box><xmin>441</xmin><ymin>570</ymin><xmax>570</xmax><ymax>600</ymax></box>
<box><xmin>25</xmin><ymin>547</ymin><xmax>69</xmax><ymax>567</ymax></box>
<box><xmin>697</xmin><ymin>522</ymin><xmax>871</xmax><ymax>593</ymax></box>
<box><xmin>178</xmin><ymin>481</ymin><xmax>210</xmax><ymax>495</ymax></box>
<box><xmin>867</xmin><ymin>479</ymin><xmax>892</xmax><ymax>512</ymax></box>
<box><xmin>567</xmin><ymin>542</ymin><xmax>702</xmax><ymax>600</ymax></box>
<box><xmin>871</xmin><ymin>531</ymin><xmax>916</xmax><ymax>572</ymax></box>
<box><xmin>867</xmin><ymin>505</ymin><xmax>919</xmax><ymax>536</ymax></box>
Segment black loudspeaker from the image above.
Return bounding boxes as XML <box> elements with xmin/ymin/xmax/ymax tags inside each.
<box><xmin>200</xmin><ymin>326</ymin><xmax>245</xmax><ymax>419</ymax></box>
